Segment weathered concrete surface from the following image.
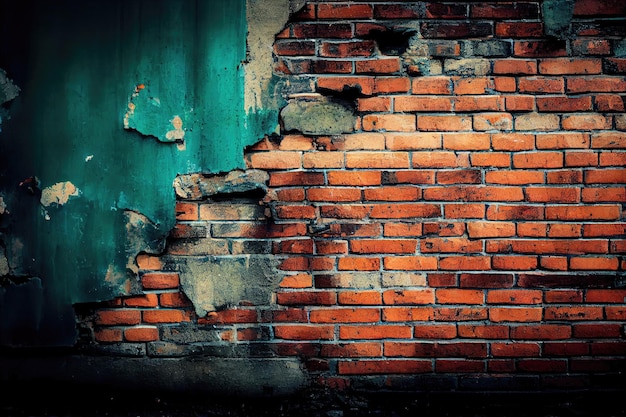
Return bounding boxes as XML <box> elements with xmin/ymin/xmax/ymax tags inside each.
<box><xmin>173</xmin><ymin>170</ymin><xmax>269</xmax><ymax>200</ymax></box>
<box><xmin>172</xmin><ymin>255</ymin><xmax>280</xmax><ymax>316</ymax></box>
<box><xmin>0</xmin><ymin>354</ymin><xmax>308</xmax><ymax>397</ymax></box>
<box><xmin>280</xmin><ymin>94</ymin><xmax>356</xmax><ymax>135</ymax></box>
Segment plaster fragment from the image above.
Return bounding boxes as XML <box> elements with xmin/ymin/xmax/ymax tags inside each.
<box><xmin>0</xmin><ymin>68</ymin><xmax>20</xmax><ymax>104</ymax></box>
<box><xmin>85</xmin><ymin>155</ymin><xmax>94</xmax><ymax>162</ymax></box>
<box><xmin>0</xmin><ymin>196</ymin><xmax>7</xmax><ymax>215</ymax></box>
<box><xmin>40</xmin><ymin>181</ymin><xmax>81</xmax><ymax>208</ymax></box>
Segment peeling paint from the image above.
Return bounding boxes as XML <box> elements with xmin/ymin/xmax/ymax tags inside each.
<box><xmin>40</xmin><ymin>181</ymin><xmax>81</xmax><ymax>208</ymax></box>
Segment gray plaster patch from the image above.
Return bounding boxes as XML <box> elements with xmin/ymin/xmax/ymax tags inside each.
<box><xmin>280</xmin><ymin>94</ymin><xmax>356</xmax><ymax>135</ymax></box>
<box><xmin>174</xmin><ymin>255</ymin><xmax>280</xmax><ymax>316</ymax></box>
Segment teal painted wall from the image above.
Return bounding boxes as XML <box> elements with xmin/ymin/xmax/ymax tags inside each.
<box><xmin>0</xmin><ymin>0</ymin><xmax>270</xmax><ymax>346</ymax></box>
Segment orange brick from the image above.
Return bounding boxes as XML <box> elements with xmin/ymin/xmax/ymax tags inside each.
<box><xmin>95</xmin><ymin>309</ymin><xmax>141</xmax><ymax>326</ymax></box>
<box><xmin>413</xmin><ymin>324</ymin><xmax>457</xmax><ymax>339</ymax></box>
<box><xmin>320</xmin><ymin>342</ymin><xmax>383</xmax><ymax>358</ymax></box>
<box><xmin>525</xmin><ymin>187</ymin><xmax>581</xmax><ymax>203</ymax></box>
<box><xmin>175</xmin><ymin>202</ymin><xmax>198</xmax><ymax>220</ymax></box>
<box><xmin>370</xmin><ymin>203</ymin><xmax>441</xmax><ymax>219</ymax></box>
<box><xmin>453</xmin><ymin>77</ymin><xmax>492</xmax><ymax>95</ymax></box>
<box><xmin>546</xmin><ymin>205</ymin><xmax>620</xmax><ymax>221</ymax></box>
<box><xmin>506</xmin><ymin>96</ymin><xmax>536</xmax><ymax>112</ymax></box>
<box><xmin>141</xmin><ymin>273</ymin><xmax>180</xmax><ymax>290</ymax></box>
<box><xmin>421</xmin><ymin>238</ymin><xmax>482</xmax><ymax>253</ymax></box>
<box><xmin>585</xmin><ymin>168</ymin><xmax>626</xmax><ymax>183</ymax></box>
<box><xmin>364</xmin><ymin>186</ymin><xmax>421</xmax><ymax>201</ymax></box>
<box><xmin>338</xmin><ymin>291</ymin><xmax>383</xmax><ymax>305</ymax></box>
<box><xmin>490</xmin><ymin>307</ymin><xmax>542</xmax><ymax>322</ymax></box>
<box><xmin>124</xmin><ymin>326</ymin><xmax>159</xmax><ymax>342</ymax></box>
<box><xmin>274</xmin><ymin>325</ymin><xmax>334</xmax><ymax>340</ymax></box>
<box><xmin>385</xmin><ymin>132</ymin><xmax>442</xmax><ymax>150</ymax></box>
<box><xmin>436</xmin><ymin>289</ymin><xmax>484</xmax><ymax>305</ymax></box>
<box><xmin>124</xmin><ymin>294</ymin><xmax>158</xmax><ymax>308</ymax></box>
<box><xmin>547</xmin><ymin>224</ymin><xmax>582</xmax><ymax>238</ymax></box>
<box><xmin>303</xmin><ymin>152</ymin><xmax>344</xmax><ymax>169</ymax></box>
<box><xmin>485</xmin><ymin>171</ymin><xmax>544</xmax><ymax>185</ymax></box>
<box><xmin>394</xmin><ymin>96</ymin><xmax>453</xmax><ymax>112</ymax></box>
<box><xmin>473</xmin><ymin>113</ymin><xmax>514</xmax><ymax>131</ymax></box>
<box><xmin>159</xmin><ymin>292</ymin><xmax>192</xmax><ymax>308</ymax></box>
<box><xmin>384</xmin><ymin>223</ymin><xmax>423</xmax><ymax>237</ymax></box>
<box><xmin>491</xmin><ymin>342</ymin><xmax>541</xmax><ymax>357</ymax></box>
<box><xmin>567</xmin><ymin>76</ymin><xmax>626</xmax><ymax>93</ymax></box>
<box><xmin>487</xmin><ymin>289</ymin><xmax>542</xmax><ymax>304</ymax></box>
<box><xmin>600</xmin><ymin>151</ymin><xmax>626</xmax><ymax>166</ymax></box>
<box><xmin>362</xmin><ymin>114</ymin><xmax>415</xmax><ymax>132</ymax></box>
<box><xmin>315</xmin><ymin>240</ymin><xmax>349</xmax><ymax>255</ymax></box>
<box><xmin>444</xmin><ymin>204</ymin><xmax>486</xmax><ymax>219</ymax></box>
<box><xmin>536</xmin><ymin>133</ymin><xmax>590</xmax><ymax>149</ymax></box>
<box><xmin>470</xmin><ymin>152</ymin><xmax>511</xmax><ymax>167</ymax></box>
<box><xmin>136</xmin><ymin>254</ymin><xmax>163</xmax><ymax>271</ymax></box>
<box><xmin>246</xmin><ymin>152</ymin><xmax>301</xmax><ymax>169</ymax></box>
<box><xmin>514</xmin><ymin>113</ymin><xmax>560</xmax><ymax>131</ymax></box>
<box><xmin>545</xmin><ymin>306</ymin><xmax>603</xmax><ymax>321</ymax></box>
<box><xmin>412</xmin><ymin>151</ymin><xmax>459</xmax><ymax>168</ymax></box>
<box><xmin>513</xmin><ymin>152</ymin><xmax>563</xmax><ymax>168</ymax></box>
<box><xmin>454</xmin><ymin>96</ymin><xmax>505</xmax><ymax>112</ymax></box>
<box><xmin>358</xmin><ymin>97</ymin><xmax>392</xmax><ymax>112</ymax></box>
<box><xmin>279</xmin><ymin>274</ymin><xmax>313</xmax><ymax>288</ymax></box>
<box><xmin>570</xmin><ymin>256</ymin><xmax>619</xmax><ymax>270</ymax></box>
<box><xmin>310</xmin><ymin>308</ymin><xmax>380</xmax><ymax>323</ymax></box>
<box><xmin>338</xmin><ymin>257</ymin><xmax>380</xmax><ymax>271</ymax></box>
<box><xmin>581</xmin><ymin>187</ymin><xmax>626</xmax><ymax>202</ymax></box>
<box><xmin>412</xmin><ymin>76</ymin><xmax>452</xmax><ymax>94</ymax></box>
<box><xmin>467</xmin><ymin>222</ymin><xmax>516</xmax><ymax>238</ymax></box>
<box><xmin>383</xmin><ymin>256</ymin><xmax>438</xmax><ymax>271</ymax></box>
<box><xmin>562</xmin><ymin>114</ymin><xmax>612</xmax><ymax>130</ymax></box>
<box><xmin>493</xmin><ymin>59</ymin><xmax>537</xmax><ymax>75</ymax></box>
<box><xmin>142</xmin><ymin>309</ymin><xmax>188</xmax><ymax>324</ymax></box>
<box><xmin>355</xmin><ymin>57</ymin><xmax>401</xmax><ymax>74</ymax></box>
<box><xmin>442</xmin><ymin>133</ymin><xmax>490</xmax><ymax>150</ymax></box>
<box><xmin>351</xmin><ymin>239</ymin><xmax>417</xmax><ymax>254</ymax></box>
<box><xmin>518</xmin><ymin>77</ymin><xmax>564</xmax><ymax>93</ymax></box>
<box><xmin>458</xmin><ymin>324</ymin><xmax>509</xmax><ymax>339</ymax></box>
<box><xmin>418</xmin><ymin>115</ymin><xmax>472</xmax><ymax>132</ymax></box>
<box><xmin>538</xmin><ymin>58</ymin><xmax>602</xmax><ymax>75</ymax></box>
<box><xmin>346</xmin><ymin>151</ymin><xmax>409</xmax><ymax>168</ymax></box>
<box><xmin>340</xmin><ymin>325</ymin><xmax>412</xmax><ymax>340</ymax></box>
<box><xmin>439</xmin><ymin>256</ymin><xmax>491</xmax><ymax>271</ymax></box>
<box><xmin>338</xmin><ymin>359</ymin><xmax>432</xmax><ymax>374</ymax></box>
<box><xmin>492</xmin><ymin>256</ymin><xmax>538</xmax><ymax>270</ymax></box>
<box><xmin>308</xmin><ymin>187</ymin><xmax>362</xmax><ymax>202</ymax></box>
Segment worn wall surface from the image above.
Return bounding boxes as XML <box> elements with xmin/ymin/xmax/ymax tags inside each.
<box><xmin>1</xmin><ymin>0</ymin><xmax>625</xmax><ymax>400</ymax></box>
<box><xmin>0</xmin><ymin>0</ymin><xmax>285</xmax><ymax>346</ymax></box>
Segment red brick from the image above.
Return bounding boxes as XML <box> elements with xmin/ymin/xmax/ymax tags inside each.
<box><xmin>175</xmin><ymin>202</ymin><xmax>198</xmax><ymax>220</ymax></box>
<box><xmin>338</xmin><ymin>359</ymin><xmax>432</xmax><ymax>375</ymax></box>
<box><xmin>586</xmin><ymin>289</ymin><xmax>626</xmax><ymax>303</ymax></box>
<box><xmin>315</xmin><ymin>241</ymin><xmax>348</xmax><ymax>255</ymax></box>
<box><xmin>421</xmin><ymin>238</ymin><xmax>482</xmax><ymax>253</ymax></box>
<box><xmin>545</xmin><ymin>306</ymin><xmax>604</xmax><ymax>321</ymax></box>
<box><xmin>513</xmin><ymin>152</ymin><xmax>563</xmax><ymax>168</ymax></box>
<box><xmin>320</xmin><ymin>40</ymin><xmax>376</xmax><ymax>57</ymax></box>
<box><xmin>370</xmin><ymin>203</ymin><xmax>441</xmax><ymax>219</ymax></box>
<box><xmin>511</xmin><ymin>325</ymin><xmax>571</xmax><ymax>340</ymax></box>
<box><xmin>536</xmin><ymin>132</ymin><xmax>590</xmax><ymax>149</ymax></box>
<box><xmin>412</xmin><ymin>151</ymin><xmax>459</xmax><ymax>168</ymax></box>
<box><xmin>338</xmin><ymin>257</ymin><xmax>380</xmax><ymax>271</ymax></box>
<box><xmin>383</xmin><ymin>256</ymin><xmax>438</xmax><ymax>271</ymax></box>
<box><xmin>562</xmin><ymin>114</ymin><xmax>612</xmax><ymax>130</ymax></box>
<box><xmin>274</xmin><ymin>40</ymin><xmax>316</xmax><ymax>56</ymax></box>
<box><xmin>412</xmin><ymin>76</ymin><xmax>453</xmax><ymax>94</ymax></box>
<box><xmin>308</xmin><ymin>188</ymin><xmax>361</xmax><ymax>202</ymax></box>
<box><xmin>364</xmin><ymin>186</ymin><xmax>421</xmax><ymax>201</ymax></box>
<box><xmin>338</xmin><ymin>291</ymin><xmax>382</xmax><ymax>305</ymax></box>
<box><xmin>493</xmin><ymin>59</ymin><xmax>537</xmax><ymax>75</ymax></box>
<box><xmin>320</xmin><ymin>205</ymin><xmax>373</xmax><ymax>219</ymax></box>
<box><xmin>470</xmin><ymin>152</ymin><xmax>512</xmax><ymax>167</ymax></box>
<box><xmin>570</xmin><ymin>256</ymin><xmax>619</xmax><ymax>270</ymax></box>
<box><xmin>525</xmin><ymin>187</ymin><xmax>581</xmax><ymax>203</ymax></box>
<box><xmin>159</xmin><ymin>292</ymin><xmax>192</xmax><ymax>308</ymax></box>
<box><xmin>471</xmin><ymin>2</ymin><xmax>538</xmax><ymax>18</ymax></box>
<box><xmin>124</xmin><ymin>294</ymin><xmax>158</xmax><ymax>308</ymax></box>
<box><xmin>490</xmin><ymin>307</ymin><xmax>543</xmax><ymax>322</ymax></box>
<box><xmin>246</xmin><ymin>152</ymin><xmax>301</xmax><ymax>169</ymax></box>
<box><xmin>439</xmin><ymin>256</ymin><xmax>491</xmax><ymax>271</ymax></box>
<box><xmin>310</xmin><ymin>308</ymin><xmax>380</xmax><ymax>323</ymax></box>
<box><xmin>496</xmin><ymin>22</ymin><xmax>543</xmax><ymax>38</ymax></box>
<box><xmin>412</xmin><ymin>324</ymin><xmax>456</xmax><ymax>339</ymax></box>
<box><xmin>374</xmin><ymin>77</ymin><xmax>411</xmax><ymax>94</ymax></box>
<box><xmin>492</xmin><ymin>256</ymin><xmax>538</xmax><ymax>271</ymax></box>
<box><xmin>274</xmin><ymin>205</ymin><xmax>317</xmax><ymax>220</ymax></box>
<box><xmin>362</xmin><ymin>114</ymin><xmax>416</xmax><ymax>132</ymax></box>
<box><xmin>514</xmin><ymin>40</ymin><xmax>567</xmax><ymax>58</ymax></box>
<box><xmin>473</xmin><ymin>113</ymin><xmax>514</xmax><ymax>131</ymax></box>
<box><xmin>356</xmin><ymin>58</ymin><xmax>401</xmax><ymax>74</ymax></box>
<box><xmin>433</xmin><ymin>307</ymin><xmax>488</xmax><ymax>321</ymax></box>
<box><xmin>486</xmin><ymin>205</ymin><xmax>544</xmax><ymax>220</ymax></box>
<box><xmin>537</xmin><ymin>96</ymin><xmax>593</xmax><ymax>112</ymax></box>
<box><xmin>466</xmin><ymin>222</ymin><xmax>515</xmax><ymax>238</ymax></box>
<box><xmin>277</xmin><ymin>291</ymin><xmax>337</xmax><ymax>305</ymax></box>
<box><xmin>458</xmin><ymin>325</ymin><xmax>509</xmax><ymax>339</ymax></box>
<box><xmin>417</xmin><ymin>115</ymin><xmax>472</xmax><ymax>131</ymax></box>
<box><xmin>394</xmin><ymin>96</ymin><xmax>453</xmax><ymax>112</ymax></box>
<box><xmin>453</xmin><ymin>77</ymin><xmax>492</xmax><ymax>95</ymax></box>
<box><xmin>320</xmin><ymin>342</ymin><xmax>382</xmax><ymax>358</ymax></box>
<box><xmin>546</xmin><ymin>205</ymin><xmax>621</xmax><ymax>221</ymax></box>
<box><xmin>317</xmin><ymin>3</ymin><xmax>373</xmax><ymax>19</ymax></box>
<box><xmin>573</xmin><ymin>323</ymin><xmax>623</xmax><ymax>338</ymax></box>
<box><xmin>96</xmin><ymin>309</ymin><xmax>141</xmax><ymax>326</ymax></box>
<box><xmin>374</xmin><ymin>4</ymin><xmax>422</xmax><ymax>19</ymax></box>
<box><xmin>382</xmin><ymin>289</ymin><xmax>435</xmax><ymax>305</ymax></box>
<box><xmin>340</xmin><ymin>325</ymin><xmax>412</xmax><ymax>340</ymax></box>
<box><xmin>543</xmin><ymin>342</ymin><xmax>589</xmax><ymax>356</ymax></box>
<box><xmin>574</xmin><ymin>0</ymin><xmax>626</xmax><ymax>16</ymax></box>
<box><xmin>291</xmin><ymin>23</ymin><xmax>352</xmax><ymax>39</ymax></box>
<box><xmin>442</xmin><ymin>133</ymin><xmax>490</xmax><ymax>150</ymax></box>
<box><xmin>581</xmin><ymin>187</ymin><xmax>626</xmax><ymax>202</ymax></box>
<box><xmin>484</xmin><ymin>171</ymin><xmax>544</xmax><ymax>185</ymax></box>
<box><xmin>505</xmin><ymin>96</ymin><xmax>536</xmax><ymax>112</ymax></box>
<box><xmin>382</xmin><ymin>307</ymin><xmax>433</xmax><ymax>322</ymax></box>
<box><xmin>270</xmin><ymin>172</ymin><xmax>324</xmax><ymax>186</ymax></box>
<box><xmin>422</xmin><ymin>222</ymin><xmax>465</xmax><ymax>237</ymax></box>
<box><xmin>142</xmin><ymin>309</ymin><xmax>188</xmax><ymax>324</ymax></box>
<box><xmin>491</xmin><ymin>342</ymin><xmax>541</xmax><ymax>357</ymax></box>
<box><xmin>539</xmin><ymin>58</ymin><xmax>602</xmax><ymax>75</ymax></box>
<box><xmin>358</xmin><ymin>97</ymin><xmax>392</xmax><ymax>112</ymax></box>
<box><xmin>351</xmin><ymin>239</ymin><xmax>417</xmax><ymax>254</ymax></box>
<box><xmin>317</xmin><ymin>76</ymin><xmax>375</xmax><ymax>95</ymax></box>
<box><xmin>424</xmin><ymin>186</ymin><xmax>524</xmax><ymax>202</ymax></box>
<box><xmin>274</xmin><ymin>325</ymin><xmax>334</xmax><ymax>340</ymax></box>
<box><xmin>518</xmin><ymin>77</ymin><xmax>564</xmax><ymax>93</ymax></box>
<box><xmin>436</xmin><ymin>289</ymin><xmax>484</xmax><ymax>305</ymax></box>
<box><xmin>567</xmin><ymin>76</ymin><xmax>626</xmax><ymax>93</ymax></box>
<box><xmin>384</xmin><ymin>223</ymin><xmax>423</xmax><ymax>237</ymax></box>
<box><xmin>124</xmin><ymin>326</ymin><xmax>159</xmax><ymax>342</ymax></box>
<box><xmin>600</xmin><ymin>151</ymin><xmax>626</xmax><ymax>166</ymax></box>
<box><xmin>544</xmin><ymin>289</ymin><xmax>584</xmax><ymax>303</ymax></box>
<box><xmin>487</xmin><ymin>290</ymin><xmax>542</xmax><ymax>305</ymax></box>
<box><xmin>444</xmin><ymin>204</ymin><xmax>485</xmax><ymax>219</ymax></box>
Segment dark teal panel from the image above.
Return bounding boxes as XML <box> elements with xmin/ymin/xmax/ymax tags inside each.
<box><xmin>0</xmin><ymin>0</ymin><xmax>266</xmax><ymax>346</ymax></box>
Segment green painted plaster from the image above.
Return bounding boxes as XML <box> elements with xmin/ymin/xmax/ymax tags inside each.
<box><xmin>0</xmin><ymin>0</ymin><xmax>273</xmax><ymax>346</ymax></box>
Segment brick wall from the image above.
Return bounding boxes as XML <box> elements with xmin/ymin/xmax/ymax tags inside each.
<box><xmin>85</xmin><ymin>1</ymin><xmax>625</xmax><ymax>393</ymax></box>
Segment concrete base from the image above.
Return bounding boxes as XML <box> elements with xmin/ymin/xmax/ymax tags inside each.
<box><xmin>0</xmin><ymin>354</ymin><xmax>309</xmax><ymax>398</ymax></box>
